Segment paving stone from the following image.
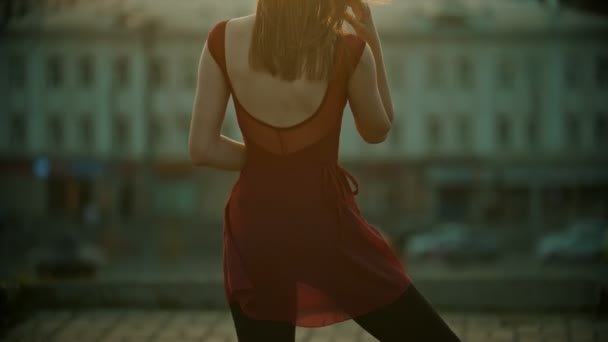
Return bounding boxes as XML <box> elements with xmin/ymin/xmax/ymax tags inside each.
<box><xmin>152</xmin><ymin>339</ymin><xmax>206</xmax><ymax>342</ymax></box>
<box><xmin>490</xmin><ymin>327</ymin><xmax>515</xmax><ymax>341</ymax></box>
<box><xmin>570</xmin><ymin>329</ymin><xmax>595</xmax><ymax>341</ymax></box>
<box><xmin>518</xmin><ymin>337</ymin><xmax>544</xmax><ymax>342</ymax></box>
<box><xmin>332</xmin><ymin>320</ymin><xmax>361</xmax><ymax>335</ymax></box>
<box><xmin>451</xmin><ymin>327</ymin><xmax>466</xmax><ymax>339</ymax></box>
<box><xmin>517</xmin><ymin>322</ymin><xmax>543</xmax><ymax>334</ymax></box>
<box><xmin>157</xmin><ymin>325</ymin><xmax>211</xmax><ymax>339</ymax></box>
<box><xmin>296</xmin><ymin>328</ymin><xmax>313</xmax><ymax>341</ymax></box>
<box><xmin>359</xmin><ymin>331</ymin><xmax>378</xmax><ymax>342</ymax></box>
<box><xmin>5</xmin><ymin>310</ymin><xmax>608</xmax><ymax>342</ymax></box>
<box><xmin>466</xmin><ymin>329</ymin><xmax>491</xmax><ymax>342</ymax></box>
<box><xmin>3</xmin><ymin>322</ymin><xmax>47</xmax><ymax>342</ymax></box>
<box><xmin>211</xmin><ymin>314</ymin><xmax>237</xmax><ymax>337</ymax></box>
<box><xmin>32</xmin><ymin>311</ymin><xmax>73</xmax><ymax>322</ymax></box>
<box><xmin>467</xmin><ymin>314</ymin><xmax>502</xmax><ymax>328</ymax></box>
<box><xmin>334</xmin><ymin>337</ymin><xmax>358</xmax><ymax>342</ymax></box>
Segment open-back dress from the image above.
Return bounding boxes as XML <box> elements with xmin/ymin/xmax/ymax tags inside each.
<box><xmin>207</xmin><ymin>19</ymin><xmax>411</xmax><ymax>328</ymax></box>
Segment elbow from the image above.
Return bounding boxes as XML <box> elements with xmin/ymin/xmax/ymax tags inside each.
<box><xmin>363</xmin><ymin>132</ymin><xmax>388</xmax><ymax>144</ymax></box>
<box><xmin>188</xmin><ymin>144</ymin><xmax>209</xmax><ymax>166</ymax></box>
<box><xmin>363</xmin><ymin>123</ymin><xmax>391</xmax><ymax>144</ymax></box>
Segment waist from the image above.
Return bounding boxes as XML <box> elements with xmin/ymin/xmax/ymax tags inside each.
<box><xmin>237</xmin><ymin>160</ymin><xmax>358</xmax><ymax>200</ymax></box>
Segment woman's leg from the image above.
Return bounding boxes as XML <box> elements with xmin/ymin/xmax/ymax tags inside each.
<box><xmin>353</xmin><ymin>283</ymin><xmax>462</xmax><ymax>342</ymax></box>
<box><xmin>229</xmin><ymin>303</ymin><xmax>296</xmax><ymax>342</ymax></box>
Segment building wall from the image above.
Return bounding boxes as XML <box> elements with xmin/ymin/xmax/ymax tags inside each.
<box><xmin>1</xmin><ymin>7</ymin><xmax>608</xmax><ymax>232</ymax></box>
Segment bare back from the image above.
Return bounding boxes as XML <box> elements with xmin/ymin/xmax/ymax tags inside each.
<box><xmin>224</xmin><ymin>15</ymin><xmax>331</xmax><ymax>129</ymax></box>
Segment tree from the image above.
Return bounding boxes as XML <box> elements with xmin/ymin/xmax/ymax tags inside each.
<box><xmin>539</xmin><ymin>0</ymin><xmax>608</xmax><ymax>15</ymax></box>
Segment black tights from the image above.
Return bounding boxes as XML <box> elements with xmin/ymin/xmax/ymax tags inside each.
<box><xmin>229</xmin><ymin>283</ymin><xmax>462</xmax><ymax>341</ymax></box>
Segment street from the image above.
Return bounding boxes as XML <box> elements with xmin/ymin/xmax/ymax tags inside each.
<box><xmin>3</xmin><ymin>309</ymin><xmax>606</xmax><ymax>341</ymax></box>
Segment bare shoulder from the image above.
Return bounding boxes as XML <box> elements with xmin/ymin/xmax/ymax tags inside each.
<box><xmin>226</xmin><ymin>14</ymin><xmax>256</xmax><ymax>31</ymax></box>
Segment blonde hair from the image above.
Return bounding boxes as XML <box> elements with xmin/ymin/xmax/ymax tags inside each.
<box><xmin>250</xmin><ymin>0</ymin><xmax>369</xmax><ymax>82</ymax></box>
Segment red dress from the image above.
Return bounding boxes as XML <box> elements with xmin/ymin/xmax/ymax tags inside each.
<box><xmin>207</xmin><ymin>20</ymin><xmax>411</xmax><ymax>328</ymax></box>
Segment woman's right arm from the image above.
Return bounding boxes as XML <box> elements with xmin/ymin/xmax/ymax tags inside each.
<box><xmin>367</xmin><ymin>38</ymin><xmax>394</xmax><ymax>126</ymax></box>
<box><xmin>345</xmin><ymin>2</ymin><xmax>394</xmax><ymax>144</ymax></box>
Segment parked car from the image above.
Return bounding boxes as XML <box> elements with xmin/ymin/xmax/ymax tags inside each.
<box><xmin>536</xmin><ymin>219</ymin><xmax>608</xmax><ymax>264</ymax></box>
<box><xmin>404</xmin><ymin>223</ymin><xmax>500</xmax><ymax>264</ymax></box>
<box><xmin>31</xmin><ymin>232</ymin><xmax>106</xmax><ymax>279</ymax></box>
<box><xmin>0</xmin><ymin>212</ymin><xmax>36</xmax><ymax>257</ymax></box>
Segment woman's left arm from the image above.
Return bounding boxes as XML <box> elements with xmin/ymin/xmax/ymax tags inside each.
<box><xmin>188</xmin><ymin>41</ymin><xmax>246</xmax><ymax>172</ymax></box>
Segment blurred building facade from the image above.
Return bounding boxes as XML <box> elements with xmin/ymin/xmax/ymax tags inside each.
<box><xmin>1</xmin><ymin>0</ymin><xmax>607</xmax><ymax>240</ymax></box>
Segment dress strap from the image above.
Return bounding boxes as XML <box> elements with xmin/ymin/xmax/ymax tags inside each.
<box><xmin>322</xmin><ymin>163</ymin><xmax>359</xmax><ymax>201</ymax></box>
<box><xmin>337</xmin><ymin>165</ymin><xmax>359</xmax><ymax>196</ymax></box>
<box><xmin>206</xmin><ymin>20</ymin><xmax>230</xmax><ymax>81</ymax></box>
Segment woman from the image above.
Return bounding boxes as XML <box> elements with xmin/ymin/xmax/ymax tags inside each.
<box><xmin>188</xmin><ymin>0</ymin><xmax>461</xmax><ymax>341</ymax></box>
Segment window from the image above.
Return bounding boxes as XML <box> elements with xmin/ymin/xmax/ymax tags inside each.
<box><xmin>497</xmin><ymin>57</ymin><xmax>515</xmax><ymax>89</ymax></box>
<box><xmin>79</xmin><ymin>55</ymin><xmax>94</xmax><ymax>87</ymax></box>
<box><xmin>426</xmin><ymin>114</ymin><xmax>442</xmax><ymax>150</ymax></box>
<box><xmin>148</xmin><ymin>57</ymin><xmax>165</xmax><ymax>89</ymax></box>
<box><xmin>525</xmin><ymin>57</ymin><xmax>542</xmax><ymax>86</ymax></box>
<box><xmin>527</xmin><ymin>116</ymin><xmax>540</xmax><ymax>148</ymax></box>
<box><xmin>597</xmin><ymin>54</ymin><xmax>608</xmax><ymax>89</ymax></box>
<box><xmin>48</xmin><ymin>115</ymin><xmax>63</xmax><ymax>146</ymax></box>
<box><xmin>497</xmin><ymin>114</ymin><xmax>510</xmax><ymax>149</ymax></box>
<box><xmin>438</xmin><ymin>186</ymin><xmax>471</xmax><ymax>221</ymax></box>
<box><xmin>595</xmin><ymin>113</ymin><xmax>607</xmax><ymax>147</ymax></box>
<box><xmin>564</xmin><ymin>54</ymin><xmax>581</xmax><ymax>89</ymax></box>
<box><xmin>526</xmin><ymin>57</ymin><xmax>542</xmax><ymax>112</ymax></box>
<box><xmin>119</xmin><ymin>179</ymin><xmax>134</xmax><ymax>220</ymax></box>
<box><xmin>9</xmin><ymin>115</ymin><xmax>26</xmax><ymax>148</ymax></box>
<box><xmin>8</xmin><ymin>54</ymin><xmax>25</xmax><ymax>89</ymax></box>
<box><xmin>114</xmin><ymin>56</ymin><xmax>129</xmax><ymax>87</ymax></box>
<box><xmin>148</xmin><ymin>116</ymin><xmax>164</xmax><ymax>147</ymax></box>
<box><xmin>427</xmin><ymin>56</ymin><xmax>444</xmax><ymax>89</ymax></box>
<box><xmin>457</xmin><ymin>115</ymin><xmax>471</xmax><ymax>149</ymax></box>
<box><xmin>457</xmin><ymin>56</ymin><xmax>474</xmax><ymax>89</ymax></box>
<box><xmin>565</xmin><ymin>113</ymin><xmax>581</xmax><ymax>149</ymax></box>
<box><xmin>113</xmin><ymin>115</ymin><xmax>129</xmax><ymax>148</ymax></box>
<box><xmin>80</xmin><ymin>115</ymin><xmax>94</xmax><ymax>148</ymax></box>
<box><xmin>47</xmin><ymin>55</ymin><xmax>63</xmax><ymax>88</ymax></box>
<box><xmin>47</xmin><ymin>177</ymin><xmax>68</xmax><ymax>215</ymax></box>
